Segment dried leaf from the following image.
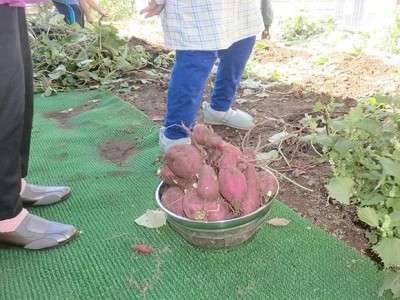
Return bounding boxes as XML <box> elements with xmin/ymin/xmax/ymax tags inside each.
<box><xmin>267</xmin><ymin>218</ymin><xmax>291</xmax><ymax>227</ymax></box>
<box><xmin>135</xmin><ymin>209</ymin><xmax>167</xmax><ymax>228</ymax></box>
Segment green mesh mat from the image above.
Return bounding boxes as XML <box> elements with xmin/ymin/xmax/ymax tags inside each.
<box><xmin>0</xmin><ymin>90</ymin><xmax>391</xmax><ymax>300</ymax></box>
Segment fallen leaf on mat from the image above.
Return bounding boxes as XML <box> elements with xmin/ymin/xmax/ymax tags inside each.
<box><xmin>267</xmin><ymin>218</ymin><xmax>291</xmax><ymax>227</ymax></box>
<box><xmin>135</xmin><ymin>209</ymin><xmax>167</xmax><ymax>228</ymax></box>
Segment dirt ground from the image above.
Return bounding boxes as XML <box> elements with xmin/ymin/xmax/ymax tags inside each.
<box><xmin>116</xmin><ymin>32</ymin><xmax>400</xmax><ymax>263</ymax></box>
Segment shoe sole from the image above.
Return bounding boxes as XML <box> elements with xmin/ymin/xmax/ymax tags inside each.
<box><xmin>203</xmin><ymin>119</ymin><xmax>253</xmax><ymax>130</ymax></box>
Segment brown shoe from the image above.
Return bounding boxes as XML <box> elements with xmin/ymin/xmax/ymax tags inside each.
<box><xmin>21</xmin><ymin>184</ymin><xmax>71</xmax><ymax>206</ymax></box>
<box><xmin>0</xmin><ymin>214</ymin><xmax>77</xmax><ymax>250</ymax></box>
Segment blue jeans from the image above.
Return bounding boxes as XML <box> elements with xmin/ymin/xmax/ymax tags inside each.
<box><xmin>164</xmin><ymin>36</ymin><xmax>256</xmax><ymax>140</ymax></box>
<box><xmin>52</xmin><ymin>1</ymin><xmax>84</xmax><ymax>28</ymax></box>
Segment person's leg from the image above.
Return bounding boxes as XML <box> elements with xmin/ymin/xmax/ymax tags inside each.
<box><xmin>163</xmin><ymin>50</ymin><xmax>217</xmax><ymax>140</ymax></box>
<box><xmin>0</xmin><ymin>7</ymin><xmax>77</xmax><ymax>250</ymax></box>
<box><xmin>70</xmin><ymin>4</ymin><xmax>84</xmax><ymax>28</ymax></box>
<box><xmin>0</xmin><ymin>5</ymin><xmax>25</xmax><ymax>220</ymax></box>
<box><xmin>17</xmin><ymin>8</ymin><xmax>72</xmax><ymax>206</ymax></box>
<box><xmin>53</xmin><ymin>1</ymin><xmax>75</xmax><ymax>24</ymax></box>
<box><xmin>209</xmin><ymin>36</ymin><xmax>256</xmax><ymax>112</ymax></box>
<box><xmin>53</xmin><ymin>1</ymin><xmax>84</xmax><ymax>27</ymax></box>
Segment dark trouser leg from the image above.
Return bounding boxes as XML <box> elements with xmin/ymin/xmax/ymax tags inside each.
<box><xmin>0</xmin><ymin>6</ymin><xmax>26</xmax><ymax>220</ymax></box>
<box><xmin>164</xmin><ymin>50</ymin><xmax>217</xmax><ymax>139</ymax></box>
<box><xmin>210</xmin><ymin>36</ymin><xmax>256</xmax><ymax>111</ymax></box>
<box><xmin>19</xmin><ymin>8</ymin><xmax>33</xmax><ymax>178</ymax></box>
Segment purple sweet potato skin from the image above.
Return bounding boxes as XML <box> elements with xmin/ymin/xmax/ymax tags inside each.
<box><xmin>218</xmin><ymin>166</ymin><xmax>247</xmax><ymax>210</ymax></box>
<box><xmin>205</xmin><ymin>197</ymin><xmax>232</xmax><ymax>221</ymax></box>
<box><xmin>161</xmin><ymin>186</ymin><xmax>185</xmax><ymax>216</ymax></box>
<box><xmin>258</xmin><ymin>170</ymin><xmax>279</xmax><ymax>201</ymax></box>
<box><xmin>165</xmin><ymin>144</ymin><xmax>203</xmax><ymax>179</ymax></box>
<box><xmin>241</xmin><ymin>164</ymin><xmax>261</xmax><ymax>215</ymax></box>
<box><xmin>158</xmin><ymin>164</ymin><xmax>179</xmax><ymax>186</ymax></box>
<box><xmin>182</xmin><ymin>189</ymin><xmax>207</xmax><ymax>221</ymax></box>
<box><xmin>195</xmin><ymin>165</ymin><xmax>219</xmax><ymax>200</ymax></box>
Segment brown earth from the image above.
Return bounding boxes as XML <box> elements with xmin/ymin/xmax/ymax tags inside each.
<box><xmin>115</xmin><ymin>35</ymin><xmax>400</xmax><ymax>263</ymax></box>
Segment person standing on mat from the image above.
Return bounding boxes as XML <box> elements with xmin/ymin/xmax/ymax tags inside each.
<box><xmin>140</xmin><ymin>0</ymin><xmax>264</xmax><ymax>151</ymax></box>
<box><xmin>0</xmin><ymin>1</ymin><xmax>77</xmax><ymax>250</ymax></box>
<box><xmin>52</xmin><ymin>0</ymin><xmax>107</xmax><ymax>28</ymax></box>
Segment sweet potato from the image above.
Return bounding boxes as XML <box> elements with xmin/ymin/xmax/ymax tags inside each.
<box><xmin>194</xmin><ymin>165</ymin><xmax>219</xmax><ymax>200</ymax></box>
<box><xmin>182</xmin><ymin>189</ymin><xmax>207</xmax><ymax>221</ymax></box>
<box><xmin>131</xmin><ymin>244</ymin><xmax>152</xmax><ymax>254</ymax></box>
<box><xmin>241</xmin><ymin>164</ymin><xmax>261</xmax><ymax>215</ymax></box>
<box><xmin>205</xmin><ymin>197</ymin><xmax>233</xmax><ymax>221</ymax></box>
<box><xmin>157</xmin><ymin>164</ymin><xmax>179</xmax><ymax>186</ymax></box>
<box><xmin>217</xmin><ymin>143</ymin><xmax>242</xmax><ymax>169</ymax></box>
<box><xmin>218</xmin><ymin>166</ymin><xmax>247</xmax><ymax>211</ymax></box>
<box><xmin>160</xmin><ymin>186</ymin><xmax>185</xmax><ymax>216</ymax></box>
<box><xmin>192</xmin><ymin>124</ymin><xmax>214</xmax><ymax>145</ymax></box>
<box><xmin>258</xmin><ymin>170</ymin><xmax>279</xmax><ymax>202</ymax></box>
<box><xmin>165</xmin><ymin>144</ymin><xmax>203</xmax><ymax>179</ymax></box>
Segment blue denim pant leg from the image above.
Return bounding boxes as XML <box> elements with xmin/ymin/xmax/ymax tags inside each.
<box><xmin>164</xmin><ymin>50</ymin><xmax>217</xmax><ymax>140</ymax></box>
<box><xmin>210</xmin><ymin>36</ymin><xmax>256</xmax><ymax>112</ymax></box>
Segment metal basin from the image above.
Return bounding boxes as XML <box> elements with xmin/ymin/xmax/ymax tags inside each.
<box><xmin>155</xmin><ymin>169</ymin><xmax>279</xmax><ymax>249</ymax></box>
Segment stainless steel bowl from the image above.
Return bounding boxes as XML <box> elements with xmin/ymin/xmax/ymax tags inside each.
<box><xmin>155</xmin><ymin>169</ymin><xmax>279</xmax><ymax>249</ymax></box>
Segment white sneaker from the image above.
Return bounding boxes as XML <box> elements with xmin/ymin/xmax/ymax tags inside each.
<box><xmin>159</xmin><ymin>127</ymin><xmax>191</xmax><ymax>152</ymax></box>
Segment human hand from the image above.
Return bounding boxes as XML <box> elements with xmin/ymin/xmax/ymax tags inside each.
<box><xmin>140</xmin><ymin>0</ymin><xmax>165</xmax><ymax>18</ymax></box>
<box><xmin>86</xmin><ymin>14</ymin><xmax>94</xmax><ymax>24</ymax></box>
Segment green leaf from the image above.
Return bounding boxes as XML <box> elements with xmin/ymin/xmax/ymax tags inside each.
<box><xmin>325</xmin><ymin>177</ymin><xmax>354</xmax><ymax>204</ymax></box>
<box><xmin>373</xmin><ymin>238</ymin><xmax>400</xmax><ymax>268</ymax></box>
<box><xmin>333</xmin><ymin>139</ymin><xmax>358</xmax><ymax>154</ymax></box>
<box><xmin>360</xmin><ymin>193</ymin><xmax>385</xmax><ymax>206</ymax></box>
<box><xmin>377</xmin><ymin>156</ymin><xmax>400</xmax><ymax>179</ymax></box>
<box><xmin>387</xmin><ymin>198</ymin><xmax>400</xmax><ymax>211</ymax></box>
<box><xmin>355</xmin><ymin>119</ymin><xmax>381</xmax><ymax>134</ymax></box>
<box><xmin>378</xmin><ymin>271</ymin><xmax>400</xmax><ymax>298</ymax></box>
<box><xmin>389</xmin><ymin>211</ymin><xmax>400</xmax><ymax>227</ymax></box>
<box><xmin>357</xmin><ymin>207</ymin><xmax>380</xmax><ymax>227</ymax></box>
<box><xmin>314</xmin><ymin>135</ymin><xmax>334</xmax><ymax>146</ymax></box>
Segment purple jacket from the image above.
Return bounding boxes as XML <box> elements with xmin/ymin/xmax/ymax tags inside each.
<box><xmin>0</xmin><ymin>0</ymin><xmax>43</xmax><ymax>7</ymax></box>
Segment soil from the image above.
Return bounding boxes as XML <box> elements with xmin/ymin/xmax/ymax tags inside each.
<box><xmin>113</xmin><ymin>29</ymin><xmax>400</xmax><ymax>263</ymax></box>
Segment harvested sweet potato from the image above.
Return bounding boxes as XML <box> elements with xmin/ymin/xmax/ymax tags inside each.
<box><xmin>258</xmin><ymin>170</ymin><xmax>279</xmax><ymax>202</ymax></box>
<box><xmin>161</xmin><ymin>186</ymin><xmax>185</xmax><ymax>216</ymax></box>
<box><xmin>218</xmin><ymin>166</ymin><xmax>247</xmax><ymax>211</ymax></box>
<box><xmin>205</xmin><ymin>197</ymin><xmax>233</xmax><ymax>221</ymax></box>
<box><xmin>194</xmin><ymin>165</ymin><xmax>219</xmax><ymax>201</ymax></box>
<box><xmin>192</xmin><ymin>124</ymin><xmax>214</xmax><ymax>145</ymax></box>
<box><xmin>241</xmin><ymin>164</ymin><xmax>261</xmax><ymax>215</ymax></box>
<box><xmin>131</xmin><ymin>244</ymin><xmax>152</xmax><ymax>254</ymax></box>
<box><xmin>157</xmin><ymin>164</ymin><xmax>179</xmax><ymax>186</ymax></box>
<box><xmin>165</xmin><ymin>144</ymin><xmax>203</xmax><ymax>179</ymax></box>
<box><xmin>182</xmin><ymin>189</ymin><xmax>207</xmax><ymax>221</ymax></box>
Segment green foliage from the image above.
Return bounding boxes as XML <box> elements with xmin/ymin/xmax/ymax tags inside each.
<box><xmin>276</xmin><ymin>14</ymin><xmax>336</xmax><ymax>42</ymax></box>
<box><xmin>316</xmin><ymin>57</ymin><xmax>328</xmax><ymax>65</ymax></box>
<box><xmin>28</xmin><ymin>14</ymin><xmax>151</xmax><ymax>95</ymax></box>
<box><xmin>300</xmin><ymin>95</ymin><xmax>400</xmax><ymax>274</ymax></box>
<box><xmin>271</xmin><ymin>70</ymin><xmax>281</xmax><ymax>82</ymax></box>
<box><xmin>382</xmin><ymin>10</ymin><xmax>400</xmax><ymax>54</ymax></box>
<box><xmin>97</xmin><ymin>0</ymin><xmax>135</xmax><ymax>22</ymax></box>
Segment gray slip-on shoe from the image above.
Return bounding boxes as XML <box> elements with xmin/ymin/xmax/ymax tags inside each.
<box><xmin>202</xmin><ymin>102</ymin><xmax>254</xmax><ymax>130</ymax></box>
<box><xmin>21</xmin><ymin>184</ymin><xmax>71</xmax><ymax>206</ymax></box>
<box><xmin>159</xmin><ymin>127</ymin><xmax>191</xmax><ymax>152</ymax></box>
<box><xmin>0</xmin><ymin>214</ymin><xmax>77</xmax><ymax>250</ymax></box>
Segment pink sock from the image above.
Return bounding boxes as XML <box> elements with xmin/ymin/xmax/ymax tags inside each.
<box><xmin>0</xmin><ymin>209</ymin><xmax>28</xmax><ymax>233</ymax></box>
